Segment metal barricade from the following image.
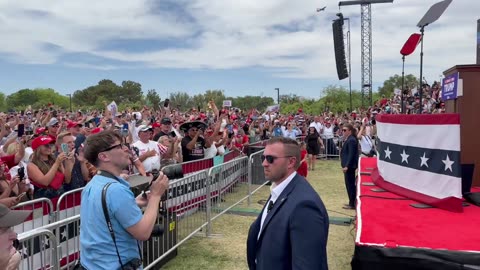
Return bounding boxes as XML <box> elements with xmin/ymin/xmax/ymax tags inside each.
<box><xmin>12</xmin><ymin>198</ymin><xmax>55</xmax><ymax>234</ymax></box>
<box><xmin>319</xmin><ymin>135</ymin><xmax>341</xmax><ymax>159</ymax></box>
<box><xmin>162</xmin><ymin>157</ymin><xmax>214</xmax><ymax>176</ymax></box>
<box><xmin>40</xmin><ymin>215</ymin><xmax>81</xmax><ymax>270</ymax></box>
<box><xmin>205</xmin><ymin>156</ymin><xmax>249</xmax><ymax>236</ymax></box>
<box><xmin>55</xmin><ymin>188</ymin><xmax>84</xmax><ymax>222</ymax></box>
<box><xmin>143</xmin><ymin>171</ymin><xmax>209</xmax><ymax>269</ymax></box>
<box><xmin>248</xmin><ymin>149</ymin><xmax>268</xmax><ymax>206</ymax></box>
<box><xmin>223</xmin><ymin>149</ymin><xmax>241</xmax><ymax>162</ymax></box>
<box><xmin>17</xmin><ymin>228</ymin><xmax>59</xmax><ymax>270</ymax></box>
<box><xmin>16</xmin><ymin>147</ymin><xmax>269</xmax><ymax>270</ymax></box>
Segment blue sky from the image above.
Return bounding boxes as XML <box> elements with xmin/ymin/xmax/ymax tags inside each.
<box><xmin>0</xmin><ymin>0</ymin><xmax>478</xmax><ymax>101</ymax></box>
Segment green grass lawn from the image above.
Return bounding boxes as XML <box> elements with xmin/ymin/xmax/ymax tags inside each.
<box><xmin>162</xmin><ymin>159</ymin><xmax>355</xmax><ymax>270</ymax></box>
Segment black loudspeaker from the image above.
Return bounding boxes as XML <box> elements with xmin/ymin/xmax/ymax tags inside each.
<box><xmin>332</xmin><ymin>19</ymin><xmax>348</xmax><ymax>80</ymax></box>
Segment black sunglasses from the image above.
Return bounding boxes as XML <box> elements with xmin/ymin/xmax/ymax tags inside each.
<box><xmin>101</xmin><ymin>143</ymin><xmax>124</xmax><ymax>153</ymax></box>
<box><xmin>261</xmin><ymin>155</ymin><xmax>292</xmax><ymax>164</ymax></box>
<box><xmin>342</xmin><ymin>129</ymin><xmax>348</xmax><ymax>132</ymax></box>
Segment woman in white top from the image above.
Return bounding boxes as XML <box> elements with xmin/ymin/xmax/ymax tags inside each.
<box><xmin>357</xmin><ymin>123</ymin><xmax>375</xmax><ymax>157</ymax></box>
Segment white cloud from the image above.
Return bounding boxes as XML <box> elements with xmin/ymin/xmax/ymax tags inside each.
<box><xmin>0</xmin><ymin>0</ymin><xmax>478</xmax><ymax>87</ymax></box>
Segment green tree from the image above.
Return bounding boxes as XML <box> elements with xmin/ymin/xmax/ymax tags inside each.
<box><xmin>6</xmin><ymin>88</ymin><xmax>68</xmax><ymax>110</ymax></box>
<box><xmin>120</xmin><ymin>80</ymin><xmax>143</xmax><ymax>103</ymax></box>
<box><xmin>168</xmin><ymin>92</ymin><xmax>193</xmax><ymax>111</ymax></box>
<box><xmin>377</xmin><ymin>74</ymin><xmax>418</xmax><ymax>98</ymax></box>
<box><xmin>192</xmin><ymin>94</ymin><xmax>207</xmax><ymax>111</ymax></box>
<box><xmin>203</xmin><ymin>90</ymin><xmax>226</xmax><ymax>109</ymax></box>
<box><xmin>230</xmin><ymin>96</ymin><xmax>274</xmax><ymax>112</ymax></box>
<box><xmin>6</xmin><ymin>89</ymin><xmax>38</xmax><ymax>108</ymax></box>
<box><xmin>0</xmin><ymin>93</ymin><xmax>6</xmax><ymax>112</ymax></box>
<box><xmin>34</xmin><ymin>88</ymin><xmax>69</xmax><ymax>108</ymax></box>
<box><xmin>72</xmin><ymin>79</ymin><xmax>143</xmax><ymax>109</ymax></box>
<box><xmin>279</xmin><ymin>94</ymin><xmax>301</xmax><ymax>104</ymax></box>
<box><xmin>316</xmin><ymin>85</ymin><xmax>365</xmax><ymax>113</ymax></box>
<box><xmin>146</xmin><ymin>89</ymin><xmax>161</xmax><ymax>111</ymax></box>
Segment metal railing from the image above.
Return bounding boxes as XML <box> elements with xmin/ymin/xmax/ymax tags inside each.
<box><xmin>247</xmin><ymin>149</ymin><xmax>268</xmax><ymax>206</ymax></box>
<box><xmin>17</xmin><ymin>228</ymin><xmax>59</xmax><ymax>270</ymax></box>
<box><xmin>12</xmin><ymin>147</ymin><xmax>271</xmax><ymax>270</ymax></box>
<box><xmin>205</xmin><ymin>156</ymin><xmax>249</xmax><ymax>236</ymax></box>
<box><xmin>13</xmin><ymin>198</ymin><xmax>55</xmax><ymax>234</ymax></box>
<box><xmin>55</xmin><ymin>188</ymin><xmax>83</xmax><ymax>221</ymax></box>
<box><xmin>319</xmin><ymin>136</ymin><xmax>342</xmax><ymax>159</ymax></box>
<box><xmin>40</xmin><ymin>215</ymin><xmax>81</xmax><ymax>269</ymax></box>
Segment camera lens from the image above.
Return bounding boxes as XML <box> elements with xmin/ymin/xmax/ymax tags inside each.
<box><xmin>150</xmin><ymin>225</ymin><xmax>164</xmax><ymax>238</ymax></box>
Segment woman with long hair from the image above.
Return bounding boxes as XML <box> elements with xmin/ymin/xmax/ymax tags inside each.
<box><xmin>27</xmin><ymin>136</ymin><xmax>69</xmax><ymax>199</ymax></box>
<box><xmin>305</xmin><ymin>126</ymin><xmax>324</xmax><ymax>171</ymax></box>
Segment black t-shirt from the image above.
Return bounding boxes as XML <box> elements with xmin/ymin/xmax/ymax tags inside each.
<box><xmin>181</xmin><ymin>136</ymin><xmax>206</xmax><ymax>162</ymax></box>
<box><xmin>153</xmin><ymin>130</ymin><xmax>176</xmax><ymax>142</ymax></box>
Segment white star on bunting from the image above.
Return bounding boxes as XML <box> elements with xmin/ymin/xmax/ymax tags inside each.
<box><xmin>442</xmin><ymin>154</ymin><xmax>454</xmax><ymax>172</ymax></box>
<box><xmin>400</xmin><ymin>149</ymin><xmax>409</xmax><ymax>164</ymax></box>
<box><xmin>384</xmin><ymin>146</ymin><xmax>392</xmax><ymax>160</ymax></box>
<box><xmin>420</xmin><ymin>152</ymin><xmax>429</xmax><ymax>168</ymax></box>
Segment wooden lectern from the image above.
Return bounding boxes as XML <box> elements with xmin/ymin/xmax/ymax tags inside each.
<box><xmin>443</xmin><ymin>65</ymin><xmax>480</xmax><ymax>186</ymax></box>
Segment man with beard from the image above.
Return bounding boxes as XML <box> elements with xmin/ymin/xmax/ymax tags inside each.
<box><xmin>246</xmin><ymin>137</ymin><xmax>329</xmax><ymax>270</ymax></box>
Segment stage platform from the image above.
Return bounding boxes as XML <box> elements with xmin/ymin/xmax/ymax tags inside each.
<box><xmin>352</xmin><ymin>157</ymin><xmax>480</xmax><ymax>270</ymax></box>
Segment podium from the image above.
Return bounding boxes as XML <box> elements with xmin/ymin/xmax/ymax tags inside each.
<box><xmin>443</xmin><ymin>65</ymin><xmax>480</xmax><ymax>186</ymax></box>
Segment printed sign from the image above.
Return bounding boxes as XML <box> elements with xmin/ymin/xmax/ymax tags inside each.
<box><xmin>223</xmin><ymin>100</ymin><xmax>232</xmax><ymax>107</ymax></box>
<box><xmin>107</xmin><ymin>101</ymin><xmax>118</xmax><ymax>117</ymax></box>
<box><xmin>442</xmin><ymin>73</ymin><xmax>459</xmax><ymax>101</ymax></box>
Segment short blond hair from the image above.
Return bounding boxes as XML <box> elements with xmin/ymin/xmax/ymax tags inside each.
<box><xmin>56</xmin><ymin>132</ymin><xmax>72</xmax><ymax>143</ymax></box>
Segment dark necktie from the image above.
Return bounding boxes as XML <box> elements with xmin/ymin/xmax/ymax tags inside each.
<box><xmin>267</xmin><ymin>200</ymin><xmax>274</xmax><ymax>213</ymax></box>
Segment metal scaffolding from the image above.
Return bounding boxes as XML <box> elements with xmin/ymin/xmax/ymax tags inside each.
<box><xmin>360</xmin><ymin>4</ymin><xmax>372</xmax><ymax>107</ymax></box>
<box><xmin>339</xmin><ymin>0</ymin><xmax>394</xmax><ymax>107</ymax></box>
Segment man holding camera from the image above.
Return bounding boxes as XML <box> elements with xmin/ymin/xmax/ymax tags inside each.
<box><xmin>80</xmin><ymin>130</ymin><xmax>169</xmax><ymax>270</ymax></box>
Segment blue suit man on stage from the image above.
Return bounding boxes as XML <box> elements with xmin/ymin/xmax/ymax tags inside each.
<box><xmin>340</xmin><ymin>123</ymin><xmax>359</xmax><ymax>210</ymax></box>
<box><xmin>246</xmin><ymin>137</ymin><xmax>329</xmax><ymax>270</ymax></box>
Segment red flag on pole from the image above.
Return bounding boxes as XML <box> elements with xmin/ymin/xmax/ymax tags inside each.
<box><xmin>400</xmin><ymin>33</ymin><xmax>422</xmax><ymax>56</ymax></box>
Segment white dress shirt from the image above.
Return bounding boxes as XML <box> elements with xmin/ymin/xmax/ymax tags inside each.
<box><xmin>258</xmin><ymin>171</ymin><xmax>297</xmax><ymax>239</ymax></box>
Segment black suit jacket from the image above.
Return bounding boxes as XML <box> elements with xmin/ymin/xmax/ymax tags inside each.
<box><xmin>341</xmin><ymin>135</ymin><xmax>359</xmax><ymax>169</ymax></box>
<box><xmin>246</xmin><ymin>174</ymin><xmax>329</xmax><ymax>270</ymax></box>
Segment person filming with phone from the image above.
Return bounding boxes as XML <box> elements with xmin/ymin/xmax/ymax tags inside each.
<box><xmin>26</xmin><ymin>136</ymin><xmax>69</xmax><ymax>199</ymax></box>
<box><xmin>79</xmin><ymin>130</ymin><xmax>169</xmax><ymax>270</ymax></box>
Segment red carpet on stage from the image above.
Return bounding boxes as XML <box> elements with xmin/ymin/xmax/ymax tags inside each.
<box><xmin>357</xmin><ymin>157</ymin><xmax>480</xmax><ymax>252</ymax></box>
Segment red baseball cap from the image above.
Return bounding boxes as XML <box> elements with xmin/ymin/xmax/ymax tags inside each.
<box><xmin>152</xmin><ymin>122</ymin><xmax>161</xmax><ymax>128</ymax></box>
<box><xmin>31</xmin><ymin>136</ymin><xmax>54</xmax><ymax>150</ymax></box>
<box><xmin>67</xmin><ymin>121</ymin><xmax>82</xmax><ymax>129</ymax></box>
<box><xmin>35</xmin><ymin>127</ymin><xmax>46</xmax><ymax>135</ymax></box>
<box><xmin>90</xmin><ymin>127</ymin><xmax>103</xmax><ymax>134</ymax></box>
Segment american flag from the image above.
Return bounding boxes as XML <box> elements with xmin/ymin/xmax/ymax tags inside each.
<box><xmin>373</xmin><ymin>114</ymin><xmax>463</xmax><ymax>212</ymax></box>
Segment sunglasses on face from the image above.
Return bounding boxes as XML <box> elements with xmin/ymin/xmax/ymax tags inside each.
<box><xmin>101</xmin><ymin>143</ymin><xmax>124</xmax><ymax>153</ymax></box>
<box><xmin>261</xmin><ymin>155</ymin><xmax>292</xmax><ymax>164</ymax></box>
<box><xmin>343</xmin><ymin>129</ymin><xmax>348</xmax><ymax>132</ymax></box>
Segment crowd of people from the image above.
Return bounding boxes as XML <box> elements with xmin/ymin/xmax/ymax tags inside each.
<box><xmin>3</xmin><ymin>88</ymin><xmax>437</xmax><ymax>269</ymax></box>
<box><xmin>0</xmin><ymin>98</ymin><xmax>388</xmax><ymax>204</ymax></box>
<box><xmin>382</xmin><ymin>80</ymin><xmax>446</xmax><ymax>114</ymax></box>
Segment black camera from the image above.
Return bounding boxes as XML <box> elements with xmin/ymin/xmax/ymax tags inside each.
<box><xmin>162</xmin><ymin>164</ymin><xmax>183</xmax><ymax>180</ymax></box>
<box><xmin>150</xmin><ymin>225</ymin><xmax>164</xmax><ymax>238</ymax></box>
<box><xmin>122</xmin><ymin>258</ymin><xmax>143</xmax><ymax>270</ymax></box>
<box><xmin>17</xmin><ymin>167</ymin><xmax>25</xmax><ymax>181</ymax></box>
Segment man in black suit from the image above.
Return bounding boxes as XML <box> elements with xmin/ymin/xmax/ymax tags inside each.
<box><xmin>340</xmin><ymin>123</ymin><xmax>359</xmax><ymax>210</ymax></box>
<box><xmin>246</xmin><ymin>137</ymin><xmax>329</xmax><ymax>270</ymax></box>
